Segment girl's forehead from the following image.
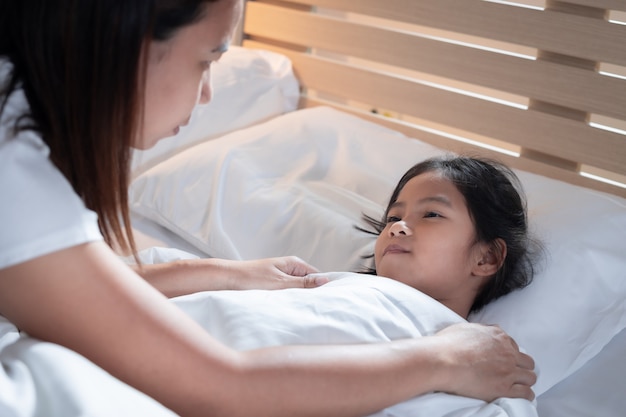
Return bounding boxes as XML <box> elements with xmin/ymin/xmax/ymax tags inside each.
<box><xmin>401</xmin><ymin>172</ymin><xmax>454</xmax><ymax>194</ymax></box>
<box><xmin>394</xmin><ymin>172</ymin><xmax>468</xmax><ymax>208</ymax></box>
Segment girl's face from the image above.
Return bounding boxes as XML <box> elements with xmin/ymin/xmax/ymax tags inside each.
<box><xmin>137</xmin><ymin>0</ymin><xmax>242</xmax><ymax>149</ymax></box>
<box><xmin>374</xmin><ymin>171</ymin><xmax>491</xmax><ymax>316</ymax></box>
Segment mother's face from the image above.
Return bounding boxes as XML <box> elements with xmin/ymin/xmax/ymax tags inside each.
<box><xmin>137</xmin><ymin>0</ymin><xmax>242</xmax><ymax>150</ymax></box>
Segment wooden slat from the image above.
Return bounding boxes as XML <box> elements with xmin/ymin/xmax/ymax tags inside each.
<box><xmin>242</xmin><ymin>41</ymin><xmax>626</xmax><ymax>176</ymax></box>
<box><xmin>556</xmin><ymin>0</ymin><xmax>626</xmax><ymax>12</ymax></box>
<box><xmin>253</xmin><ymin>0</ymin><xmax>626</xmax><ymax>66</ymax></box>
<box><xmin>245</xmin><ymin>2</ymin><xmax>626</xmax><ymax>119</ymax></box>
<box><xmin>298</xmin><ymin>96</ymin><xmax>626</xmax><ymax>199</ymax></box>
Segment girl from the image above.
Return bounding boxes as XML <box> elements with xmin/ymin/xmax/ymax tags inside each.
<box><xmin>362</xmin><ymin>155</ymin><xmax>541</xmax><ymax>318</ymax></box>
<box><xmin>0</xmin><ymin>1</ymin><xmax>536</xmax><ymax>416</ymax></box>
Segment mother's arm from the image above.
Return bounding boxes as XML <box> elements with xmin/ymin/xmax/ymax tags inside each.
<box><xmin>131</xmin><ymin>255</ymin><xmax>326</xmax><ymax>297</ymax></box>
<box><xmin>0</xmin><ymin>241</ymin><xmax>535</xmax><ymax>417</ymax></box>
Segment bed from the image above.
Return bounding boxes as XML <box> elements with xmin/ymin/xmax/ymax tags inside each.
<box><xmin>1</xmin><ymin>1</ymin><xmax>625</xmax><ymax>416</ymax></box>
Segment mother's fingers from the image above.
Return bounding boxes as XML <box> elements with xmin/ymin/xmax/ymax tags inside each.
<box><xmin>516</xmin><ymin>350</ymin><xmax>535</xmax><ymax>371</ymax></box>
<box><xmin>508</xmin><ymin>382</ymin><xmax>536</xmax><ymax>402</ymax></box>
<box><xmin>515</xmin><ymin>367</ymin><xmax>537</xmax><ymax>388</ymax></box>
<box><xmin>489</xmin><ymin>325</ymin><xmax>535</xmax><ymax>371</ymax></box>
<box><xmin>301</xmin><ymin>274</ymin><xmax>329</xmax><ymax>288</ymax></box>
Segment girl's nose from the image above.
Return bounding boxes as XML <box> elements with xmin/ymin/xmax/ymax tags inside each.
<box><xmin>389</xmin><ymin>221</ymin><xmax>412</xmax><ymax>237</ymax></box>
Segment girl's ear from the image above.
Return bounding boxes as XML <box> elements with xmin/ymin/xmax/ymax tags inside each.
<box><xmin>472</xmin><ymin>238</ymin><xmax>507</xmax><ymax>277</ymax></box>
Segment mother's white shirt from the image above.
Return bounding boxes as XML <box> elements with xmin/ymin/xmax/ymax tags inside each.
<box><xmin>0</xmin><ymin>60</ymin><xmax>102</xmax><ymax>270</ymax></box>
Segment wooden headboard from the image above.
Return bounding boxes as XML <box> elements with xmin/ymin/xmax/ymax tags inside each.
<box><xmin>239</xmin><ymin>0</ymin><xmax>626</xmax><ymax>197</ymax></box>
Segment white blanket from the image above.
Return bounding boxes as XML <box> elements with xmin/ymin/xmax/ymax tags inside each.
<box><xmin>0</xmin><ymin>249</ymin><xmax>537</xmax><ymax>417</ymax></box>
<box><xmin>173</xmin><ymin>270</ymin><xmax>537</xmax><ymax>417</ymax></box>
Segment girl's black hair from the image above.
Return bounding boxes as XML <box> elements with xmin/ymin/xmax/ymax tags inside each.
<box><xmin>358</xmin><ymin>155</ymin><xmax>543</xmax><ymax>313</ymax></box>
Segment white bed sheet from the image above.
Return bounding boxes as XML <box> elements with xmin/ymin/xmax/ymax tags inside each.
<box><xmin>536</xmin><ymin>328</ymin><xmax>626</xmax><ymax>417</ymax></box>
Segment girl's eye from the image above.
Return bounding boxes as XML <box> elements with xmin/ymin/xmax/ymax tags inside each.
<box><xmin>386</xmin><ymin>216</ymin><xmax>401</xmax><ymax>223</ymax></box>
<box><xmin>424</xmin><ymin>211</ymin><xmax>442</xmax><ymax>218</ymax></box>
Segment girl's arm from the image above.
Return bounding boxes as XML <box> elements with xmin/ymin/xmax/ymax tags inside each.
<box><xmin>0</xmin><ymin>241</ymin><xmax>535</xmax><ymax>417</ymax></box>
<box><xmin>131</xmin><ymin>256</ymin><xmax>327</xmax><ymax>297</ymax></box>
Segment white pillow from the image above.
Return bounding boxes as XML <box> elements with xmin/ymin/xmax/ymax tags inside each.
<box><xmin>129</xmin><ymin>106</ymin><xmax>626</xmax><ymax>398</ymax></box>
<box><xmin>130</xmin><ymin>46</ymin><xmax>299</xmax><ymax>176</ymax></box>
<box><xmin>130</xmin><ymin>107</ymin><xmax>443</xmax><ymax>272</ymax></box>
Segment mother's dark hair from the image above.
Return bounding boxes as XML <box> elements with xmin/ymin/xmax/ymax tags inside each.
<box><xmin>360</xmin><ymin>155</ymin><xmax>543</xmax><ymax>313</ymax></box>
<box><xmin>0</xmin><ymin>0</ymin><xmax>218</xmax><ymax>255</ymax></box>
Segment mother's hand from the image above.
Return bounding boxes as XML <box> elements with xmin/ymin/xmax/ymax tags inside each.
<box><xmin>223</xmin><ymin>256</ymin><xmax>329</xmax><ymax>290</ymax></box>
<box><xmin>434</xmin><ymin>322</ymin><xmax>537</xmax><ymax>402</ymax></box>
